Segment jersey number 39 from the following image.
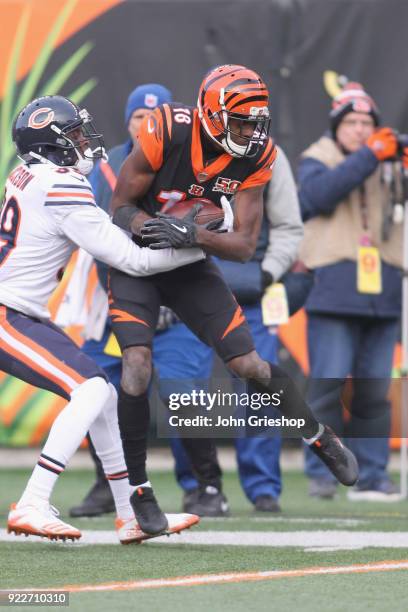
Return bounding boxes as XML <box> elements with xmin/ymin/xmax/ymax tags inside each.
<box><xmin>0</xmin><ymin>197</ymin><xmax>21</xmax><ymax>267</ymax></box>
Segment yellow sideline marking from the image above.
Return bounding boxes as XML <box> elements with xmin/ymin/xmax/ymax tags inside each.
<box><xmin>22</xmin><ymin>560</ymin><xmax>408</xmax><ymax>593</ymax></box>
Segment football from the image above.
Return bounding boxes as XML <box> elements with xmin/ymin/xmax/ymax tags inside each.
<box><xmin>160</xmin><ymin>197</ymin><xmax>224</xmax><ymax>226</ymax></box>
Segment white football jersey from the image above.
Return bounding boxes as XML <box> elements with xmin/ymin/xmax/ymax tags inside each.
<box><xmin>0</xmin><ymin>163</ymin><xmax>91</xmax><ymax>319</ymax></box>
<box><xmin>0</xmin><ymin>162</ymin><xmax>204</xmax><ymax>319</ymax></box>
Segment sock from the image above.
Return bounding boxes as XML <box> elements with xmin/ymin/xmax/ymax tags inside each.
<box><xmin>117</xmin><ymin>388</ymin><xmax>150</xmax><ymax>486</ymax></box>
<box><xmin>89</xmin><ymin>383</ymin><xmax>134</xmax><ymax>519</ymax></box>
<box><xmin>249</xmin><ymin>363</ymin><xmax>319</xmax><ymax>438</ymax></box>
<box><xmin>19</xmin><ymin>377</ymin><xmax>110</xmax><ymax>506</ymax></box>
<box><xmin>106</xmin><ymin>476</ymin><xmax>134</xmax><ymax>520</ymax></box>
<box><xmin>133</xmin><ymin>481</ymin><xmax>151</xmax><ymax>489</ymax></box>
<box><xmin>19</xmin><ymin>454</ymin><xmax>65</xmax><ymax>506</ymax></box>
<box><xmin>87</xmin><ymin>433</ymin><xmax>107</xmax><ymax>484</ymax></box>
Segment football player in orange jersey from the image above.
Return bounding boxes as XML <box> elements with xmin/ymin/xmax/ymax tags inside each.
<box><xmin>109</xmin><ymin>65</ymin><xmax>359</xmax><ymax>535</ymax></box>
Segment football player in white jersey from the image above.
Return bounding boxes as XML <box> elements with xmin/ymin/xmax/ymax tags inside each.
<box><xmin>3</xmin><ymin>95</ymin><xmax>200</xmax><ymax>543</ymax></box>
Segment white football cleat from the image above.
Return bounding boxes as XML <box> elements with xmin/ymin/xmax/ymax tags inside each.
<box><xmin>7</xmin><ymin>502</ymin><xmax>81</xmax><ymax>541</ymax></box>
<box><xmin>116</xmin><ymin>512</ymin><xmax>200</xmax><ymax>545</ymax></box>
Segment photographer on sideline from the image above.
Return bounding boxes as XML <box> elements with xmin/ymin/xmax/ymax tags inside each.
<box><xmin>298</xmin><ymin>82</ymin><xmax>403</xmax><ymax>501</ymax></box>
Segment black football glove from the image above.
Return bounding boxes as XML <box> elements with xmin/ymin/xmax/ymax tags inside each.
<box><xmin>141</xmin><ymin>205</ymin><xmax>199</xmax><ymax>249</ymax></box>
<box><xmin>141</xmin><ymin>203</ymin><xmax>223</xmax><ymax>249</ymax></box>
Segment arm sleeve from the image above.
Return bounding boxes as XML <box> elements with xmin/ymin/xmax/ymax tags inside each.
<box><xmin>56</xmin><ymin>205</ymin><xmax>205</xmax><ymax>276</ymax></box>
<box><xmin>261</xmin><ymin>147</ymin><xmax>304</xmax><ymax>281</ymax></box>
<box><xmin>298</xmin><ymin>145</ymin><xmax>379</xmax><ymax>221</ymax></box>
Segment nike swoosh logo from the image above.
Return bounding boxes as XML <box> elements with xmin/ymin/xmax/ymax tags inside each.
<box><xmin>147</xmin><ymin>119</ymin><xmax>155</xmax><ymax>134</ymax></box>
<box><xmin>171</xmin><ymin>224</ymin><xmax>187</xmax><ymax>233</ymax></box>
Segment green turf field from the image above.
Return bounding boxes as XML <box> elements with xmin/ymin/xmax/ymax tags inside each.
<box><xmin>1</xmin><ymin>467</ymin><xmax>408</xmax><ymax>611</ymax></box>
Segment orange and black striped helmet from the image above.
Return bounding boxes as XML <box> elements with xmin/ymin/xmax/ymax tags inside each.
<box><xmin>197</xmin><ymin>64</ymin><xmax>270</xmax><ymax>157</ymax></box>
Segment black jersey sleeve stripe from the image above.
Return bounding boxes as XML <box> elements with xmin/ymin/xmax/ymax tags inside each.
<box><xmin>255</xmin><ymin>139</ymin><xmax>274</xmax><ymax>167</ymax></box>
<box><xmin>225</xmin><ymin>77</ymin><xmax>263</xmax><ymax>89</ymax></box>
<box><xmin>159</xmin><ymin>104</ymin><xmax>173</xmax><ymax>160</ymax></box>
<box><xmin>259</xmin><ymin>142</ymin><xmax>276</xmax><ymax>169</ymax></box>
<box><xmin>204</xmin><ymin>67</ymin><xmax>246</xmax><ymax>90</ymax></box>
<box><xmin>162</xmin><ymin>104</ymin><xmax>173</xmax><ymax>141</ymax></box>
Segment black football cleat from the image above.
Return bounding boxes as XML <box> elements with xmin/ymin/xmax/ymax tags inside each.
<box><xmin>309</xmin><ymin>425</ymin><xmax>358</xmax><ymax>486</ymax></box>
<box><xmin>187</xmin><ymin>486</ymin><xmax>230</xmax><ymax>517</ymax></box>
<box><xmin>130</xmin><ymin>486</ymin><xmax>168</xmax><ymax>535</ymax></box>
<box><xmin>69</xmin><ymin>480</ymin><xmax>115</xmax><ymax>518</ymax></box>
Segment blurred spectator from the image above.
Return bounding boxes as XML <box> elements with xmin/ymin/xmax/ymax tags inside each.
<box><xmin>177</xmin><ymin>146</ymin><xmax>308</xmax><ymax>515</ymax></box>
<box><xmin>209</xmin><ymin>145</ymin><xmax>308</xmax><ymax>513</ymax></box>
<box><xmin>298</xmin><ymin>83</ymin><xmax>403</xmax><ymax>501</ymax></box>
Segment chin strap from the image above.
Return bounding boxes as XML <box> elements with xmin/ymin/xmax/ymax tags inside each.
<box><xmin>222</xmin><ymin>134</ymin><xmax>246</xmax><ymax>158</ymax></box>
<box><xmin>27</xmin><ymin>150</ymin><xmax>93</xmax><ymax>175</ymax></box>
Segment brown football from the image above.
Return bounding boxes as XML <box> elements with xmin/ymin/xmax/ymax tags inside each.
<box><xmin>160</xmin><ymin>197</ymin><xmax>224</xmax><ymax>225</ymax></box>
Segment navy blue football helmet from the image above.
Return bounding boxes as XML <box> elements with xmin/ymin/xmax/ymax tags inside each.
<box><xmin>12</xmin><ymin>95</ymin><xmax>105</xmax><ymax>172</ymax></box>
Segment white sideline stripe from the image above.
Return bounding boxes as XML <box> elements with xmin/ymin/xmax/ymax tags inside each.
<box><xmin>10</xmin><ymin>560</ymin><xmax>408</xmax><ymax>593</ymax></box>
<box><xmin>0</xmin><ymin>326</ymin><xmax>78</xmax><ymax>390</ymax></box>
<box><xmin>2</xmin><ymin>529</ymin><xmax>408</xmax><ymax>549</ymax></box>
<box><xmin>211</xmin><ymin>517</ymin><xmax>367</xmax><ymax>526</ymax></box>
<box><xmin>304</xmin><ymin>546</ymin><xmax>364</xmax><ymax>552</ymax></box>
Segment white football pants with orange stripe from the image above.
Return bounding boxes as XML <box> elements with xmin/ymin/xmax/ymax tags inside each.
<box><xmin>0</xmin><ymin>305</ymin><xmax>132</xmax><ymax>517</ymax></box>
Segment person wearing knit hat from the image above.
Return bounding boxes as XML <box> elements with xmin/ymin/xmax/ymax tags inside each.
<box><xmin>125</xmin><ymin>84</ymin><xmax>172</xmax><ymax>143</ymax></box>
<box><xmin>85</xmin><ymin>82</ymin><xmax>172</xmax><ymax>212</ymax></box>
<box><xmin>297</xmin><ymin>80</ymin><xmax>403</xmax><ymax>501</ymax></box>
<box><xmin>329</xmin><ymin>82</ymin><xmax>380</xmax><ymax>136</ymax></box>
<box><xmin>328</xmin><ymin>82</ymin><xmax>396</xmax><ymax>160</ymax></box>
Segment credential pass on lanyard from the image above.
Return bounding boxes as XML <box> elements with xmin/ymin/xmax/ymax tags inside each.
<box><xmin>357</xmin><ymin>185</ymin><xmax>382</xmax><ymax>294</ymax></box>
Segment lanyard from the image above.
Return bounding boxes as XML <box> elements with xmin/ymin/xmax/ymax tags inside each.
<box><xmin>359</xmin><ymin>185</ymin><xmax>370</xmax><ymax>232</ymax></box>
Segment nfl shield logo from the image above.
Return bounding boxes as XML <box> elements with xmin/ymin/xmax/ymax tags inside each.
<box><xmin>145</xmin><ymin>94</ymin><xmax>159</xmax><ymax>108</ymax></box>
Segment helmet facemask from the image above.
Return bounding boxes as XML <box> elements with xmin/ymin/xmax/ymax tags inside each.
<box><xmin>48</xmin><ymin>109</ymin><xmax>106</xmax><ymax>174</ymax></box>
<box><xmin>219</xmin><ymin>110</ymin><xmax>270</xmax><ymax>158</ymax></box>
